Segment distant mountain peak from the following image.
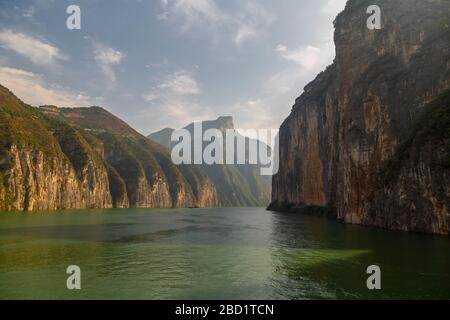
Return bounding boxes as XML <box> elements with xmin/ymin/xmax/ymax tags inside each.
<box><xmin>184</xmin><ymin>116</ymin><xmax>235</xmax><ymax>133</ymax></box>
<box><xmin>148</xmin><ymin>116</ymin><xmax>236</xmax><ymax>148</ymax></box>
<box><xmin>147</xmin><ymin>114</ymin><xmax>271</xmax><ymax>207</ymax></box>
<box><xmin>209</xmin><ymin>116</ymin><xmax>234</xmax><ymax>130</ymax></box>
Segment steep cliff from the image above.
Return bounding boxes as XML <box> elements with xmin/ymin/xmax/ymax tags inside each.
<box><xmin>269</xmin><ymin>0</ymin><xmax>450</xmax><ymax>234</ymax></box>
<box><xmin>0</xmin><ymin>85</ymin><xmax>112</xmax><ymax>211</ymax></box>
<box><xmin>367</xmin><ymin>90</ymin><xmax>450</xmax><ymax>233</ymax></box>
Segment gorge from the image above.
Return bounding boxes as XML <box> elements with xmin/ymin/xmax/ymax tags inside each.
<box><xmin>0</xmin><ymin>0</ymin><xmax>448</xmax><ymax>237</ymax></box>
<box><xmin>2</xmin><ymin>0</ymin><xmax>450</xmax><ymax>302</ymax></box>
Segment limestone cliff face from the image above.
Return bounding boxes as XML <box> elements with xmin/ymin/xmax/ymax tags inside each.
<box><xmin>271</xmin><ymin>65</ymin><xmax>339</xmax><ymax>209</ymax></box>
<box><xmin>270</xmin><ymin>0</ymin><xmax>450</xmax><ymax>234</ymax></box>
<box><xmin>1</xmin><ymin>145</ymin><xmax>84</xmax><ymax>211</ymax></box>
<box><xmin>366</xmin><ymin>91</ymin><xmax>450</xmax><ymax>233</ymax></box>
<box><xmin>1</xmin><ymin>145</ymin><xmax>112</xmax><ymax>211</ymax></box>
<box><xmin>50</xmin><ymin>122</ymin><xmax>113</xmax><ymax>209</ymax></box>
<box><xmin>197</xmin><ymin>180</ymin><xmax>219</xmax><ymax>208</ymax></box>
<box><xmin>0</xmin><ymin>139</ymin><xmax>112</xmax><ymax>211</ymax></box>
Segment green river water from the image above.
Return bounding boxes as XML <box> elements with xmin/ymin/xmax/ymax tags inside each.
<box><xmin>0</xmin><ymin>207</ymin><xmax>449</xmax><ymax>299</ymax></box>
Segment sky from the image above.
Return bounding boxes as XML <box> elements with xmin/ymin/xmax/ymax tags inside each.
<box><xmin>0</xmin><ymin>0</ymin><xmax>347</xmax><ymax>135</ymax></box>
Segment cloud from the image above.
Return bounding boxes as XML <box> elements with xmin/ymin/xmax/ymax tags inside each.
<box><xmin>145</xmin><ymin>71</ymin><xmax>200</xmax><ymax>102</ymax></box>
<box><xmin>93</xmin><ymin>42</ymin><xmax>124</xmax><ymax>82</ymax></box>
<box><xmin>230</xmin><ymin>0</ymin><xmax>347</xmax><ymax>131</ymax></box>
<box><xmin>321</xmin><ymin>0</ymin><xmax>348</xmax><ymax>15</ymax></box>
<box><xmin>142</xmin><ymin>70</ymin><xmax>212</xmax><ymax>130</ymax></box>
<box><xmin>231</xmin><ymin>98</ymin><xmax>276</xmax><ymax>130</ymax></box>
<box><xmin>140</xmin><ymin>96</ymin><xmax>214</xmax><ymax>132</ymax></box>
<box><xmin>0</xmin><ymin>67</ymin><xmax>92</xmax><ymax>107</ymax></box>
<box><xmin>156</xmin><ymin>71</ymin><xmax>200</xmax><ymax>95</ymax></box>
<box><xmin>234</xmin><ymin>25</ymin><xmax>257</xmax><ymax>46</ymax></box>
<box><xmin>276</xmin><ymin>44</ymin><xmax>326</xmax><ymax>70</ymax></box>
<box><xmin>22</xmin><ymin>7</ymin><xmax>35</xmax><ymax>18</ymax></box>
<box><xmin>160</xmin><ymin>0</ymin><xmax>222</xmax><ymax>26</ymax></box>
<box><xmin>0</xmin><ymin>29</ymin><xmax>66</xmax><ymax>66</ymax></box>
<box><xmin>229</xmin><ymin>40</ymin><xmax>336</xmax><ymax>131</ymax></box>
<box><xmin>150</xmin><ymin>0</ymin><xmax>345</xmax><ymax>133</ymax></box>
<box><xmin>155</xmin><ymin>99</ymin><xmax>213</xmax><ymax>127</ymax></box>
<box><xmin>159</xmin><ymin>0</ymin><xmax>275</xmax><ymax>47</ymax></box>
<box><xmin>273</xmin><ymin>42</ymin><xmax>335</xmax><ymax>96</ymax></box>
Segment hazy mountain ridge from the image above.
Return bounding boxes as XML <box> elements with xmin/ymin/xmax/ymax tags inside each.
<box><xmin>269</xmin><ymin>0</ymin><xmax>450</xmax><ymax>234</ymax></box>
<box><xmin>0</xmin><ymin>85</ymin><xmax>218</xmax><ymax>211</ymax></box>
<box><xmin>149</xmin><ymin>117</ymin><xmax>272</xmax><ymax>207</ymax></box>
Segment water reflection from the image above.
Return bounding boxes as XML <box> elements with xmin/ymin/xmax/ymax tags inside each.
<box><xmin>269</xmin><ymin>211</ymin><xmax>450</xmax><ymax>299</ymax></box>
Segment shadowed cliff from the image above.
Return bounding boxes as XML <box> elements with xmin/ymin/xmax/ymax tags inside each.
<box><xmin>269</xmin><ymin>0</ymin><xmax>450</xmax><ymax>234</ymax></box>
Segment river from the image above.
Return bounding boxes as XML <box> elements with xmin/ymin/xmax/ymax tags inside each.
<box><xmin>0</xmin><ymin>207</ymin><xmax>449</xmax><ymax>299</ymax></box>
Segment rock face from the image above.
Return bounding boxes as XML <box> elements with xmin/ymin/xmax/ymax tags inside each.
<box><xmin>367</xmin><ymin>91</ymin><xmax>450</xmax><ymax>233</ymax></box>
<box><xmin>0</xmin><ymin>86</ymin><xmax>111</xmax><ymax>211</ymax></box>
<box><xmin>149</xmin><ymin>117</ymin><xmax>272</xmax><ymax>207</ymax></box>
<box><xmin>269</xmin><ymin>0</ymin><xmax>450</xmax><ymax>234</ymax></box>
<box><xmin>0</xmin><ymin>85</ymin><xmax>218</xmax><ymax>211</ymax></box>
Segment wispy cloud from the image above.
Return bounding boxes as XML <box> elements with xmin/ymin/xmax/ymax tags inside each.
<box><xmin>231</xmin><ymin>98</ymin><xmax>276</xmax><ymax>130</ymax></box>
<box><xmin>145</xmin><ymin>71</ymin><xmax>200</xmax><ymax>102</ymax></box>
<box><xmin>142</xmin><ymin>70</ymin><xmax>212</xmax><ymax>129</ymax></box>
<box><xmin>234</xmin><ymin>25</ymin><xmax>257</xmax><ymax>47</ymax></box>
<box><xmin>93</xmin><ymin>42</ymin><xmax>124</xmax><ymax>83</ymax></box>
<box><xmin>157</xmin><ymin>71</ymin><xmax>200</xmax><ymax>95</ymax></box>
<box><xmin>0</xmin><ymin>29</ymin><xmax>66</xmax><ymax>66</ymax></box>
<box><xmin>229</xmin><ymin>0</ymin><xmax>347</xmax><ymax>131</ymax></box>
<box><xmin>152</xmin><ymin>99</ymin><xmax>213</xmax><ymax>129</ymax></box>
<box><xmin>0</xmin><ymin>67</ymin><xmax>92</xmax><ymax>107</ymax></box>
<box><xmin>230</xmin><ymin>40</ymin><xmax>336</xmax><ymax>130</ymax></box>
<box><xmin>159</xmin><ymin>0</ymin><xmax>222</xmax><ymax>26</ymax></box>
<box><xmin>22</xmin><ymin>7</ymin><xmax>35</xmax><ymax>18</ymax></box>
<box><xmin>276</xmin><ymin>44</ymin><xmax>328</xmax><ymax>70</ymax></box>
<box><xmin>321</xmin><ymin>0</ymin><xmax>348</xmax><ymax>15</ymax></box>
<box><xmin>159</xmin><ymin>0</ymin><xmax>275</xmax><ymax>47</ymax></box>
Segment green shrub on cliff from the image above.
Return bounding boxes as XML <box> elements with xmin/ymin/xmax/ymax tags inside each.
<box><xmin>0</xmin><ymin>86</ymin><xmax>64</xmax><ymax>160</ymax></box>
